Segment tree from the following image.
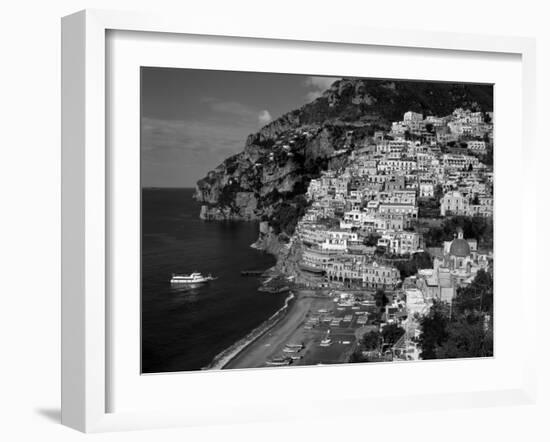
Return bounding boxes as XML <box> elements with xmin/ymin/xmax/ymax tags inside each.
<box><xmin>269</xmin><ymin>194</ymin><xmax>310</xmax><ymax>235</ymax></box>
<box><xmin>349</xmin><ymin>349</ymin><xmax>367</xmax><ymax>363</ymax></box>
<box><xmin>394</xmin><ymin>251</ymin><xmax>433</xmax><ymax>280</ymax></box>
<box><xmin>363</xmin><ymin>233</ymin><xmax>381</xmax><ymax>247</ymax></box>
<box><xmin>434</xmin><ymin>184</ymin><xmax>444</xmax><ymax>201</ymax></box>
<box><xmin>362</xmin><ymin>330</ymin><xmax>381</xmax><ymax>350</ymax></box>
<box><xmin>418</xmin><ymin>196</ymin><xmax>441</xmax><ymax>219</ymax></box>
<box><xmin>374</xmin><ymin>289</ymin><xmax>389</xmax><ymax>309</ymax></box>
<box><xmin>424</xmin><ymin>215</ymin><xmax>493</xmax><ymax>248</ymax></box>
<box><xmin>381</xmin><ymin>323</ymin><xmax>405</xmax><ymax>346</ymax></box>
<box><xmin>418</xmin><ymin>301</ymin><xmax>450</xmax><ymax>359</ymax></box>
<box><xmin>435</xmin><ymin>313</ymin><xmax>493</xmax><ymax>358</ymax></box>
<box><xmin>480</xmin><ymin>144</ymin><xmax>493</xmax><ymax>166</ymax></box>
<box><xmin>418</xmin><ymin>270</ymin><xmax>494</xmax><ymax>361</ymax></box>
<box><xmin>454</xmin><ymin>269</ymin><xmax>493</xmax><ymax>315</ymax></box>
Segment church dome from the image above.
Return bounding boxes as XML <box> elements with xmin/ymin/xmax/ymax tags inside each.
<box><xmin>449</xmin><ymin>238</ymin><xmax>470</xmax><ymax>257</ymax></box>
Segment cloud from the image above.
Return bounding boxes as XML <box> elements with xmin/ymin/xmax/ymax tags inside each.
<box><xmin>258</xmin><ymin>110</ymin><xmax>272</xmax><ymax>125</ymax></box>
<box><xmin>139</xmin><ymin>95</ymin><xmax>276</xmax><ymax>186</ymax></box>
<box><xmin>304</xmin><ymin>76</ymin><xmax>340</xmax><ymax>102</ymax></box>
<box><xmin>305</xmin><ymin>90</ymin><xmax>324</xmax><ymax>102</ymax></box>
<box><xmin>202</xmin><ymin>98</ymin><xmax>256</xmax><ymax>119</ymax></box>
<box><xmin>141</xmin><ymin>117</ymin><xmax>253</xmax><ymax>187</ymax></box>
<box><xmin>305</xmin><ymin>76</ymin><xmax>337</xmax><ymax>90</ymax></box>
<box><xmin>141</xmin><ymin>117</ymin><xmax>247</xmax><ymax>155</ymax></box>
<box><xmin>201</xmin><ymin>97</ymin><xmax>272</xmax><ymax>128</ymax></box>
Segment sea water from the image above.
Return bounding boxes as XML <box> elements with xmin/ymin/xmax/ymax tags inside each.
<box><xmin>141</xmin><ymin>188</ymin><xmax>285</xmax><ymax>373</ymax></box>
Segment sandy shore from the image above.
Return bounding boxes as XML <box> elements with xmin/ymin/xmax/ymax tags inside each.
<box><xmin>204</xmin><ymin>291</ymin><xmax>295</xmax><ymax>370</ymax></box>
<box><xmin>224</xmin><ymin>289</ymin><xmax>360</xmax><ymax>369</ymax></box>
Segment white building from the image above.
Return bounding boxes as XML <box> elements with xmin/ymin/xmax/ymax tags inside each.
<box><xmin>343</xmin><ymin>209</ymin><xmax>374</xmax><ymax>227</ymax></box>
<box><xmin>377</xmin><ymin>231</ymin><xmax>421</xmax><ymax>255</ymax></box>
<box><xmin>442</xmin><ymin>154</ymin><xmax>479</xmax><ymax>171</ymax></box>
<box><xmin>466</xmin><ymin>140</ymin><xmax>487</xmax><ymax>153</ymax></box>
<box><xmin>404</xmin><ymin>111</ymin><xmax>423</xmax><ymax>122</ymax></box>
<box><xmin>419</xmin><ymin>181</ymin><xmax>435</xmax><ymax>197</ymax></box>
<box><xmin>440</xmin><ymin>191</ymin><xmax>469</xmax><ymax>216</ymax></box>
<box><xmin>378</xmin><ymin>203</ymin><xmax>418</xmax><ymax>219</ymax></box>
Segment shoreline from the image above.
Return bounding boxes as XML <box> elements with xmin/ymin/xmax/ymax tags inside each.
<box><xmin>203</xmin><ymin>234</ymin><xmax>288</xmax><ymax>370</ymax></box>
<box><xmin>204</xmin><ymin>235</ymin><xmax>373</xmax><ymax>370</ymax></box>
<box><xmin>223</xmin><ymin>289</ymin><xmax>355</xmax><ymax>370</ymax></box>
<box><xmin>203</xmin><ymin>291</ymin><xmax>296</xmax><ymax>370</ymax></box>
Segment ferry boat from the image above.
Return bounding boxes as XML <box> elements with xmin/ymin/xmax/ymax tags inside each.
<box><xmin>170</xmin><ymin>272</ymin><xmax>216</xmax><ymax>285</ymax></box>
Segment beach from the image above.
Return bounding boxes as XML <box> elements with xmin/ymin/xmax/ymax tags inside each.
<box><xmin>224</xmin><ymin>289</ymin><xmax>366</xmax><ymax>370</ymax></box>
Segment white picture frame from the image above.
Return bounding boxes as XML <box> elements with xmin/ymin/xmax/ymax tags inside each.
<box><xmin>61</xmin><ymin>9</ymin><xmax>537</xmax><ymax>433</ymax></box>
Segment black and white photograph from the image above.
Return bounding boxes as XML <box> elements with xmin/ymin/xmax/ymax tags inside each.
<box><xmin>5</xmin><ymin>0</ymin><xmax>550</xmax><ymax>439</ymax></box>
<box><xmin>141</xmin><ymin>68</ymin><xmax>494</xmax><ymax>374</ymax></box>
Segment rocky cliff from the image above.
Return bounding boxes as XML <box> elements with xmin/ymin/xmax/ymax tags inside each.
<box><xmin>194</xmin><ymin>78</ymin><xmax>493</xmax><ymax>238</ymax></box>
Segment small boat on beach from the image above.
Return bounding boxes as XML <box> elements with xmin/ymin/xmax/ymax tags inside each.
<box><xmin>360</xmin><ymin>300</ymin><xmax>375</xmax><ymax>306</ymax></box>
<box><xmin>170</xmin><ymin>272</ymin><xmax>216</xmax><ymax>285</ymax></box>
<box><xmin>265</xmin><ymin>357</ymin><xmax>292</xmax><ymax>366</ymax></box>
<box><xmin>337</xmin><ymin>302</ymin><xmax>353</xmax><ymax>308</ymax></box>
<box><xmin>320</xmin><ymin>331</ymin><xmax>332</xmax><ymax>347</ymax></box>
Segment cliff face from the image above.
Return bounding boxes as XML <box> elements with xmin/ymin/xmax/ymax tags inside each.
<box><xmin>195</xmin><ymin>122</ymin><xmax>332</xmax><ymax>224</ymax></box>
<box><xmin>194</xmin><ymin>78</ymin><xmax>493</xmax><ymax>232</ymax></box>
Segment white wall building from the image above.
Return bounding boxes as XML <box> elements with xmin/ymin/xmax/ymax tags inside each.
<box><xmin>440</xmin><ymin>191</ymin><xmax>469</xmax><ymax>216</ymax></box>
<box><xmin>466</xmin><ymin>140</ymin><xmax>487</xmax><ymax>153</ymax></box>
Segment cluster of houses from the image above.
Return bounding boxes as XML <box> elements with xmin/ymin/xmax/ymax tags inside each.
<box><xmin>391</xmin><ymin>108</ymin><xmax>493</xmax><ymax>142</ymax></box>
<box><xmin>281</xmin><ymin>109</ymin><xmax>493</xmax><ymax>353</ymax></box>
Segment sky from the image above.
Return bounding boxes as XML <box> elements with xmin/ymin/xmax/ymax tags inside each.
<box><xmin>141</xmin><ymin>68</ymin><xmax>339</xmax><ymax>187</ymax></box>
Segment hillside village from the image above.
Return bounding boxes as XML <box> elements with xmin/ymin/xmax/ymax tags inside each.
<box><xmin>268</xmin><ymin>107</ymin><xmax>494</xmax><ymax>361</ymax></box>
<box><xmin>194</xmin><ymin>78</ymin><xmax>494</xmax><ymax>364</ymax></box>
